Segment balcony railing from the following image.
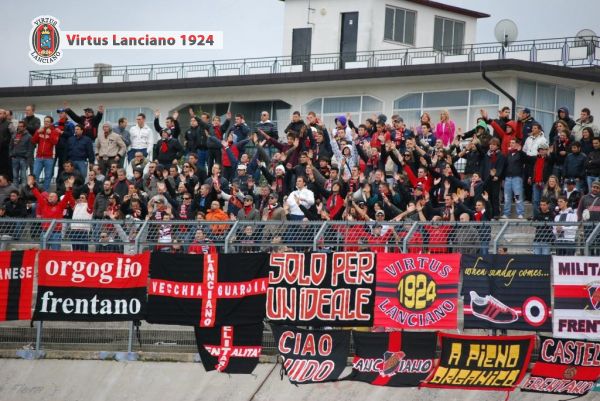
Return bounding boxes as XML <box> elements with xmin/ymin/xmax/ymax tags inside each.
<box><xmin>29</xmin><ymin>36</ymin><xmax>600</xmax><ymax>86</ymax></box>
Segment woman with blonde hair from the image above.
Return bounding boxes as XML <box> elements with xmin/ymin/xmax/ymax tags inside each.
<box><xmin>542</xmin><ymin>175</ymin><xmax>562</xmax><ymax>211</ymax></box>
<box><xmin>436</xmin><ymin>110</ymin><xmax>456</xmax><ymax>147</ymax></box>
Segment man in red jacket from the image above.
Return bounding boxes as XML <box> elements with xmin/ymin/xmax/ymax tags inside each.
<box><xmin>28</xmin><ymin>175</ymin><xmax>74</xmax><ymax>250</ymax></box>
<box><xmin>32</xmin><ymin>116</ymin><xmax>60</xmax><ymax>191</ymax></box>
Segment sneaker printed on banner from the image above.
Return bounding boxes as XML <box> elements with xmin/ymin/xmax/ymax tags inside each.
<box><xmin>469</xmin><ymin>291</ymin><xmax>519</xmax><ymax>324</ymax></box>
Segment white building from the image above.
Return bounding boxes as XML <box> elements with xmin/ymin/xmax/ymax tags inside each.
<box><xmin>1</xmin><ymin>1</ymin><xmax>598</xmax><ymax>137</ymax></box>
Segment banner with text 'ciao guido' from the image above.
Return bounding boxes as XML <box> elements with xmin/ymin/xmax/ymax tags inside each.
<box><xmin>33</xmin><ymin>251</ymin><xmax>149</xmax><ymax>321</ymax></box>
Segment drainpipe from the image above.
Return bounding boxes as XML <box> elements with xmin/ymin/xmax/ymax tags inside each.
<box><xmin>482</xmin><ymin>70</ymin><xmax>516</xmax><ymax>121</ymax></box>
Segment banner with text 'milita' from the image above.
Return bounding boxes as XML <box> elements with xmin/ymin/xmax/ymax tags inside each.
<box><xmin>147</xmin><ymin>252</ymin><xmax>269</xmax><ymax>327</ymax></box>
<box><xmin>553</xmin><ymin>256</ymin><xmax>600</xmax><ymax>340</ymax></box>
<box><xmin>374</xmin><ymin>253</ymin><xmax>460</xmax><ymax>329</ymax></box>
<box><xmin>194</xmin><ymin>324</ymin><xmax>263</xmax><ymax>374</ymax></box>
<box><xmin>266</xmin><ymin>252</ymin><xmax>375</xmax><ymax>326</ymax></box>
<box><xmin>0</xmin><ymin>251</ymin><xmax>36</xmax><ymax>321</ymax></box>
<box><xmin>521</xmin><ymin>336</ymin><xmax>600</xmax><ymax>396</ymax></box>
<box><xmin>271</xmin><ymin>325</ymin><xmax>350</xmax><ymax>384</ymax></box>
<box><xmin>422</xmin><ymin>333</ymin><xmax>534</xmax><ymax>392</ymax></box>
<box><xmin>461</xmin><ymin>255</ymin><xmax>552</xmax><ymax>331</ymax></box>
<box><xmin>348</xmin><ymin>330</ymin><xmax>436</xmax><ymax>387</ymax></box>
<box><xmin>33</xmin><ymin>251</ymin><xmax>149</xmax><ymax>321</ymax></box>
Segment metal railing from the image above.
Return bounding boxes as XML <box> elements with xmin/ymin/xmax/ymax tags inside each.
<box><xmin>1</xmin><ymin>218</ymin><xmax>599</xmax><ymax>359</ymax></box>
<box><xmin>29</xmin><ymin>36</ymin><xmax>600</xmax><ymax>86</ymax></box>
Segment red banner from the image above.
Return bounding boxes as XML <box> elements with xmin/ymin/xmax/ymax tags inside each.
<box><xmin>0</xmin><ymin>251</ymin><xmax>36</xmax><ymax>321</ymax></box>
<box><xmin>374</xmin><ymin>253</ymin><xmax>460</xmax><ymax>329</ymax></box>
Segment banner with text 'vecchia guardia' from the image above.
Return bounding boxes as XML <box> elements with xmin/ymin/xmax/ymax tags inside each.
<box><xmin>33</xmin><ymin>251</ymin><xmax>149</xmax><ymax>321</ymax></box>
<box><xmin>423</xmin><ymin>333</ymin><xmax>534</xmax><ymax>392</ymax></box>
<box><xmin>0</xmin><ymin>251</ymin><xmax>36</xmax><ymax>321</ymax></box>
<box><xmin>553</xmin><ymin>256</ymin><xmax>600</xmax><ymax>340</ymax></box>
<box><xmin>266</xmin><ymin>252</ymin><xmax>375</xmax><ymax>326</ymax></box>
<box><xmin>271</xmin><ymin>325</ymin><xmax>350</xmax><ymax>384</ymax></box>
<box><xmin>521</xmin><ymin>336</ymin><xmax>600</xmax><ymax>396</ymax></box>
<box><xmin>374</xmin><ymin>253</ymin><xmax>460</xmax><ymax>329</ymax></box>
<box><xmin>147</xmin><ymin>252</ymin><xmax>269</xmax><ymax>327</ymax></box>
<box><xmin>461</xmin><ymin>255</ymin><xmax>552</xmax><ymax>331</ymax></box>
<box><xmin>348</xmin><ymin>330</ymin><xmax>436</xmax><ymax>387</ymax></box>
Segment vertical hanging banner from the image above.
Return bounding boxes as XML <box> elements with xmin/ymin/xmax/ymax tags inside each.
<box><xmin>462</xmin><ymin>255</ymin><xmax>552</xmax><ymax>331</ymax></box>
<box><xmin>271</xmin><ymin>325</ymin><xmax>350</xmax><ymax>384</ymax></box>
<box><xmin>423</xmin><ymin>333</ymin><xmax>534</xmax><ymax>391</ymax></box>
<box><xmin>553</xmin><ymin>256</ymin><xmax>600</xmax><ymax>340</ymax></box>
<box><xmin>521</xmin><ymin>336</ymin><xmax>600</xmax><ymax>396</ymax></box>
<box><xmin>0</xmin><ymin>251</ymin><xmax>36</xmax><ymax>321</ymax></box>
<box><xmin>147</xmin><ymin>252</ymin><xmax>269</xmax><ymax>326</ymax></box>
<box><xmin>266</xmin><ymin>252</ymin><xmax>375</xmax><ymax>326</ymax></box>
<box><xmin>33</xmin><ymin>251</ymin><xmax>149</xmax><ymax>321</ymax></box>
<box><xmin>348</xmin><ymin>331</ymin><xmax>436</xmax><ymax>387</ymax></box>
<box><xmin>194</xmin><ymin>324</ymin><xmax>263</xmax><ymax>374</ymax></box>
<box><xmin>374</xmin><ymin>253</ymin><xmax>460</xmax><ymax>329</ymax></box>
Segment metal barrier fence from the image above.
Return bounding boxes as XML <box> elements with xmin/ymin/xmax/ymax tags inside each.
<box><xmin>29</xmin><ymin>36</ymin><xmax>600</xmax><ymax>86</ymax></box>
<box><xmin>1</xmin><ymin>218</ymin><xmax>599</xmax><ymax>357</ymax></box>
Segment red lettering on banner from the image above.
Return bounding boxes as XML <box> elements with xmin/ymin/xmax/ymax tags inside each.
<box><xmin>282</xmin><ymin>359</ymin><xmax>336</xmax><ymax>383</ymax></box>
<box><xmin>331</xmin><ymin>252</ymin><xmax>374</xmax><ymax>287</ymax></box>
<box><xmin>269</xmin><ymin>253</ymin><xmax>331</xmax><ymax>286</ymax></box>
<box><xmin>279</xmin><ymin>331</ymin><xmax>294</xmax><ymax>353</ymax></box>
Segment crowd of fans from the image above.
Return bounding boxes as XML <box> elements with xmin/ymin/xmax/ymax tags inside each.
<box><xmin>0</xmin><ymin>102</ymin><xmax>599</xmax><ymax>255</ymax></box>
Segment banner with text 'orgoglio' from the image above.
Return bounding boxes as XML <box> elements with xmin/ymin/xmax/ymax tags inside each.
<box><xmin>33</xmin><ymin>251</ymin><xmax>149</xmax><ymax>321</ymax></box>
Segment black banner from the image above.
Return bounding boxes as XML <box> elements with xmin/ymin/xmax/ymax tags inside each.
<box><xmin>461</xmin><ymin>255</ymin><xmax>552</xmax><ymax>331</ymax></box>
<box><xmin>266</xmin><ymin>252</ymin><xmax>375</xmax><ymax>326</ymax></box>
<box><xmin>423</xmin><ymin>333</ymin><xmax>534</xmax><ymax>391</ymax></box>
<box><xmin>521</xmin><ymin>336</ymin><xmax>600</xmax><ymax>396</ymax></box>
<box><xmin>347</xmin><ymin>331</ymin><xmax>436</xmax><ymax>387</ymax></box>
<box><xmin>271</xmin><ymin>325</ymin><xmax>350</xmax><ymax>384</ymax></box>
<box><xmin>194</xmin><ymin>324</ymin><xmax>263</xmax><ymax>374</ymax></box>
<box><xmin>147</xmin><ymin>252</ymin><xmax>269</xmax><ymax>327</ymax></box>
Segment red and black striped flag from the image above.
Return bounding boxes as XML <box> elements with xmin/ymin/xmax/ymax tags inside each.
<box><xmin>147</xmin><ymin>252</ymin><xmax>270</xmax><ymax>327</ymax></box>
<box><xmin>194</xmin><ymin>324</ymin><xmax>263</xmax><ymax>374</ymax></box>
<box><xmin>0</xmin><ymin>251</ymin><xmax>36</xmax><ymax>321</ymax></box>
<box><xmin>348</xmin><ymin>331</ymin><xmax>436</xmax><ymax>387</ymax></box>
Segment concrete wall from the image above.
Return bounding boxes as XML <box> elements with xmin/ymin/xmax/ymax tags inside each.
<box><xmin>281</xmin><ymin>0</ymin><xmax>478</xmax><ymax>55</ymax></box>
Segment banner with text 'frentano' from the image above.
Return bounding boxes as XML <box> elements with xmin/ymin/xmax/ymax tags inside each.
<box><xmin>462</xmin><ymin>255</ymin><xmax>552</xmax><ymax>331</ymax></box>
<box><xmin>423</xmin><ymin>333</ymin><xmax>534</xmax><ymax>391</ymax></box>
<box><xmin>521</xmin><ymin>336</ymin><xmax>600</xmax><ymax>396</ymax></box>
<box><xmin>266</xmin><ymin>252</ymin><xmax>375</xmax><ymax>326</ymax></box>
<box><xmin>553</xmin><ymin>256</ymin><xmax>600</xmax><ymax>340</ymax></box>
<box><xmin>33</xmin><ymin>250</ymin><xmax>149</xmax><ymax>321</ymax></box>
<box><xmin>374</xmin><ymin>253</ymin><xmax>460</xmax><ymax>329</ymax></box>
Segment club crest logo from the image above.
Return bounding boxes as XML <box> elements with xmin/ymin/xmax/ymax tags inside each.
<box><xmin>29</xmin><ymin>16</ymin><xmax>62</xmax><ymax>65</ymax></box>
<box><xmin>587</xmin><ymin>282</ymin><xmax>600</xmax><ymax>310</ymax></box>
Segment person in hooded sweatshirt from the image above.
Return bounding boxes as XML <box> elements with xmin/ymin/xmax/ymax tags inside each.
<box><xmin>549</xmin><ymin>107</ymin><xmax>576</xmax><ymax>144</ymax></box>
<box><xmin>553</xmin><ymin>195</ymin><xmax>578</xmax><ymax>255</ymax></box>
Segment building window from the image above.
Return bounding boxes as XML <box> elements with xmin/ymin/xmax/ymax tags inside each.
<box><xmin>517</xmin><ymin>79</ymin><xmax>575</xmax><ymax>135</ymax></box>
<box><xmin>393</xmin><ymin>89</ymin><xmax>499</xmax><ymax>132</ymax></box>
<box><xmin>433</xmin><ymin>16</ymin><xmax>464</xmax><ymax>55</ymax></box>
<box><xmin>384</xmin><ymin>6</ymin><xmax>416</xmax><ymax>46</ymax></box>
<box><xmin>302</xmin><ymin>96</ymin><xmax>383</xmax><ymax>129</ymax></box>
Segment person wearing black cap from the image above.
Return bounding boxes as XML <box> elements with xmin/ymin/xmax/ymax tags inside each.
<box><xmin>64</xmin><ymin>102</ymin><xmax>104</xmax><ymax>140</ymax></box>
<box><xmin>237</xmin><ymin>194</ymin><xmax>260</xmax><ymax>221</ymax></box>
<box><xmin>518</xmin><ymin>107</ymin><xmax>537</xmax><ymax>140</ymax></box>
<box><xmin>563</xmin><ymin>178</ymin><xmax>581</xmax><ymax>210</ymax></box>
<box><xmin>54</xmin><ymin>108</ymin><xmax>75</xmax><ymax>176</ymax></box>
<box><xmin>153</xmin><ymin>128</ymin><xmax>183</xmax><ymax>168</ymax></box>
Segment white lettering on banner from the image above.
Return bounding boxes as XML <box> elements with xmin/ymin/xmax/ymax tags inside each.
<box><xmin>38</xmin><ymin>291</ymin><xmax>141</xmax><ymax>315</ymax></box>
<box><xmin>43</xmin><ymin>257</ymin><xmax>142</xmax><ymax>284</ymax></box>
<box><xmin>0</xmin><ymin>266</ymin><xmax>33</xmax><ymax>280</ymax></box>
<box><xmin>377</xmin><ymin>298</ymin><xmax>455</xmax><ymax>327</ymax></box>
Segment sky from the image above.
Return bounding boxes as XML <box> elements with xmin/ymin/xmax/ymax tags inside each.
<box><xmin>0</xmin><ymin>0</ymin><xmax>598</xmax><ymax>87</ymax></box>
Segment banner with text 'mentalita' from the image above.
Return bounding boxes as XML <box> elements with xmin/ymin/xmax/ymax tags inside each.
<box><xmin>553</xmin><ymin>256</ymin><xmax>600</xmax><ymax>340</ymax></box>
<box><xmin>147</xmin><ymin>252</ymin><xmax>269</xmax><ymax>327</ymax></box>
<box><xmin>374</xmin><ymin>253</ymin><xmax>460</xmax><ymax>329</ymax></box>
<box><xmin>267</xmin><ymin>252</ymin><xmax>375</xmax><ymax>326</ymax></box>
<box><xmin>33</xmin><ymin>251</ymin><xmax>149</xmax><ymax>321</ymax></box>
<box><xmin>271</xmin><ymin>324</ymin><xmax>350</xmax><ymax>384</ymax></box>
<box><xmin>521</xmin><ymin>336</ymin><xmax>600</xmax><ymax>396</ymax></box>
<box><xmin>423</xmin><ymin>333</ymin><xmax>534</xmax><ymax>391</ymax></box>
<box><xmin>461</xmin><ymin>255</ymin><xmax>552</xmax><ymax>331</ymax></box>
<box><xmin>0</xmin><ymin>251</ymin><xmax>36</xmax><ymax>321</ymax></box>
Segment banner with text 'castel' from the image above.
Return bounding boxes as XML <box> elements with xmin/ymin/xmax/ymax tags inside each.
<box><xmin>147</xmin><ymin>252</ymin><xmax>269</xmax><ymax>327</ymax></box>
<box><xmin>374</xmin><ymin>253</ymin><xmax>460</xmax><ymax>329</ymax></box>
<box><xmin>0</xmin><ymin>251</ymin><xmax>36</xmax><ymax>321</ymax></box>
<box><xmin>33</xmin><ymin>251</ymin><xmax>149</xmax><ymax>321</ymax></box>
<box><xmin>553</xmin><ymin>256</ymin><xmax>600</xmax><ymax>340</ymax></box>
<box><xmin>266</xmin><ymin>252</ymin><xmax>375</xmax><ymax>326</ymax></box>
<box><xmin>521</xmin><ymin>336</ymin><xmax>600</xmax><ymax>396</ymax></box>
<box><xmin>423</xmin><ymin>333</ymin><xmax>534</xmax><ymax>392</ymax></box>
<box><xmin>462</xmin><ymin>255</ymin><xmax>552</xmax><ymax>331</ymax></box>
